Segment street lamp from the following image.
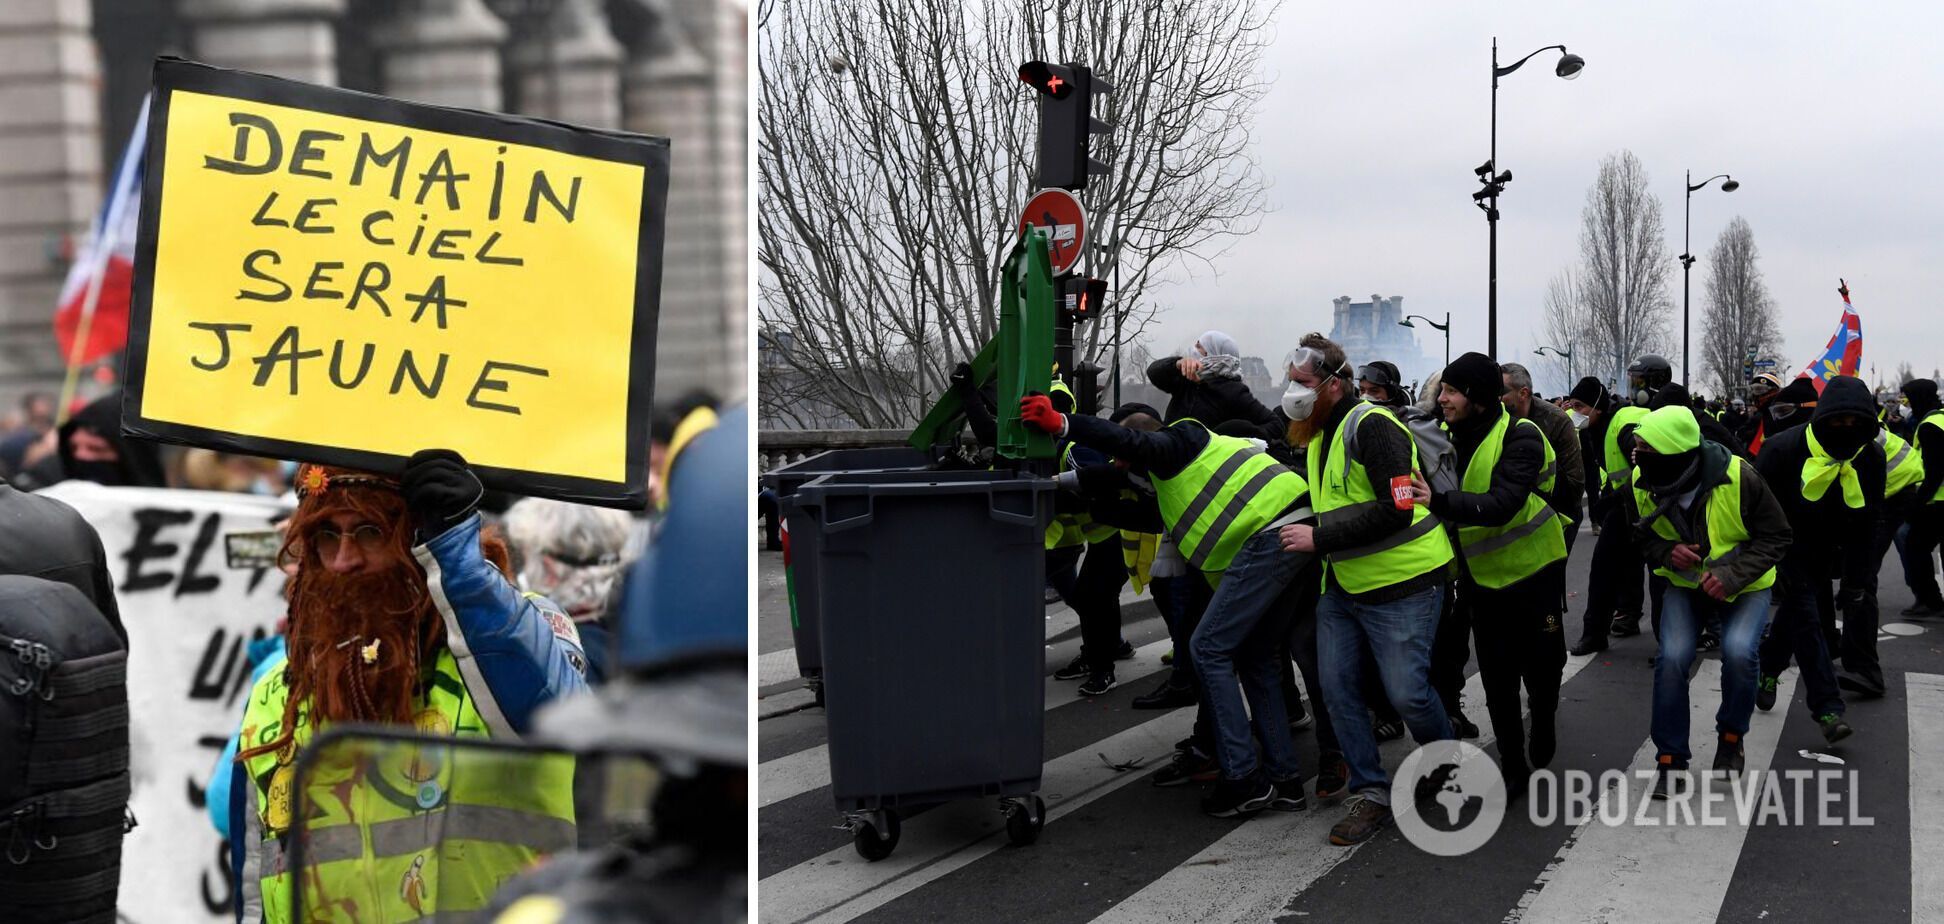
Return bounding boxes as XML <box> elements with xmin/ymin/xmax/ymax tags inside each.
<box><xmin>1535</xmin><ymin>342</ymin><xmax>1575</xmax><ymax>392</ymax></box>
<box><xmin>1400</xmin><ymin>312</ymin><xmax>1452</xmax><ymax>366</ymax></box>
<box><xmin>1481</xmin><ymin>38</ymin><xmax>1584</xmax><ymax>357</ymax></box>
<box><xmin>1680</xmin><ymin>171</ymin><xmax>1738</xmax><ymax>387</ymax></box>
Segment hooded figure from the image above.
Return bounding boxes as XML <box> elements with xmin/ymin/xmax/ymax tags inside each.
<box><xmin>1753</xmin><ymin>376</ymin><xmax>1888</xmax><ymax>699</ymax></box>
<box><xmin>21</xmin><ymin>391</ymin><xmax>165</xmax><ymax>489</ymax></box>
<box><xmin>1630</xmin><ymin>405</ymin><xmax>1795</xmax><ymax>786</ymax></box>
<box><xmin>1147</xmin><ymin>330</ymin><xmax>1279</xmax><ymax>434</ymax></box>
<box><xmin>1650</xmin><ymin>382</ymin><xmax>1746</xmax><ymax>458</ymax></box>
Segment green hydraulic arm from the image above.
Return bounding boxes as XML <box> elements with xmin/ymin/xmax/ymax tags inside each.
<box><xmin>908</xmin><ymin>227</ymin><xmax>1056</xmax><ymax>460</ymax></box>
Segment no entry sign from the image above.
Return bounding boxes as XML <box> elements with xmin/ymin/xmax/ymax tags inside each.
<box><xmin>1018</xmin><ymin>188</ymin><xmax>1085</xmax><ymax>275</ymax></box>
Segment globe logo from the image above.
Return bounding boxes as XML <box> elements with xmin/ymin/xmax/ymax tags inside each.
<box><xmin>1392</xmin><ymin>740</ymin><xmax>1507</xmax><ymax>856</ymax></box>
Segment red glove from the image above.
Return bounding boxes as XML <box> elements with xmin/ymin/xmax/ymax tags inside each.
<box><xmin>1018</xmin><ymin>394</ymin><xmax>1065</xmax><ymax>434</ymax></box>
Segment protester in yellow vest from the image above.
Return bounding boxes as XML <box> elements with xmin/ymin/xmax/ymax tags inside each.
<box><xmin>1044</xmin><ymin>396</ymin><xmax>1144</xmax><ymax>696</ymax></box>
<box><xmin>1418</xmin><ymin>353</ymin><xmax>1569</xmax><ymax>800</ymax></box>
<box><xmin>1019</xmin><ymin>393</ymin><xmax>1314</xmax><ymax>819</ymax></box>
<box><xmin>1899</xmin><ymin>378</ymin><xmax>1944</xmax><ymax>617</ymax></box>
<box><xmin>1275</xmin><ymin>333</ymin><xmax>1455</xmax><ymax>847</ymax></box>
<box><xmin>1838</xmin><ymin>418</ymin><xmax>1930</xmax><ymax>695</ymax></box>
<box><xmin>1629</xmin><ymin>407</ymin><xmax>1791</xmax><ymax>799</ymax></box>
<box><xmin>1752</xmin><ymin>376</ymin><xmax>1887</xmax><ymax>710</ymax></box>
<box><xmin>227</xmin><ymin>453</ymin><xmax>590</xmax><ymax>923</ymax></box>
<box><xmin>1560</xmin><ymin>376</ymin><xmax>1649</xmax><ymax>655</ymax></box>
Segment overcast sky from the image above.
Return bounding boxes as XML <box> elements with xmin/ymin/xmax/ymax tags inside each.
<box><xmin>1140</xmin><ymin>1</ymin><xmax>1944</xmax><ymax>395</ymax></box>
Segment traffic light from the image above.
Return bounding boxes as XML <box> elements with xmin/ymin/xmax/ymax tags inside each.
<box><xmin>1018</xmin><ymin>61</ymin><xmax>1113</xmax><ymax>191</ymax></box>
<box><xmin>1060</xmin><ymin>275</ymin><xmax>1108</xmax><ymax>321</ymax></box>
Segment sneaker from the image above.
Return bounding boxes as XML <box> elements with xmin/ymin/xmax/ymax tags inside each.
<box><xmin>1202</xmin><ymin>775</ymin><xmax>1274</xmax><ymax>818</ymax></box>
<box><xmin>1611</xmin><ymin>612</ymin><xmax>1644</xmax><ymax>638</ymax></box>
<box><xmin>1591</xmin><ymin>522</ymin><xmax>1603</xmax><ymax>536</ymax></box>
<box><xmin>1373</xmin><ymin>716</ymin><xmax>1405</xmax><ymax>742</ymax></box>
<box><xmin>1116</xmin><ymin>640</ymin><xmax>1136</xmax><ymax>661</ymax></box>
<box><xmin>1649</xmin><ymin>754</ymin><xmax>1687</xmax><ymax>801</ymax></box>
<box><xmin>1697</xmin><ymin>630</ymin><xmax>1720</xmax><ymax>652</ymax></box>
<box><xmin>1905</xmin><ymin>600</ymin><xmax>1944</xmax><ymax>619</ymax></box>
<box><xmin>1152</xmin><ymin>747</ymin><xmax>1220</xmax><ymax>788</ymax></box>
<box><xmin>1713</xmin><ymin>732</ymin><xmax>1745</xmax><ymax>775</ymax></box>
<box><xmin>1327</xmin><ymin>795</ymin><xmax>1393</xmax><ymax>845</ymax></box>
<box><xmin>1818</xmin><ymin>713</ymin><xmax>1854</xmax><ymax>745</ymax></box>
<box><xmin>1266</xmin><ymin>778</ymin><xmax>1309</xmax><ymax>812</ymax></box>
<box><xmin>1160</xmin><ymin>648</ymin><xmax>1174</xmax><ymax>664</ymax></box>
<box><xmin>1053</xmin><ymin>656</ymin><xmax>1089</xmax><ymax>681</ymax></box>
<box><xmin>1568</xmin><ymin>636</ymin><xmax>1609</xmax><ymax>657</ymax></box>
<box><xmin>1044</xmin><ymin>585</ymin><xmax>1064</xmax><ymax>605</ymax></box>
<box><xmin>1755</xmin><ymin>675</ymin><xmax>1779</xmax><ymax>712</ymax></box>
<box><xmin>1078</xmin><ymin>671</ymin><xmax>1117</xmax><ymax>696</ymax></box>
<box><xmin>1132</xmin><ymin>680</ymin><xmax>1197</xmax><ymax>710</ymax></box>
<box><xmin>1314</xmin><ymin>755</ymin><xmax>1351</xmax><ymax>800</ymax></box>
<box><xmin>1449</xmin><ymin>712</ymin><xmax>1481</xmax><ymax>739</ymax></box>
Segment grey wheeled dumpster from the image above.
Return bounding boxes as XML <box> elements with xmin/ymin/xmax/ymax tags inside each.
<box><xmin>792</xmin><ymin>469</ymin><xmax>1055</xmax><ymax>860</ymax></box>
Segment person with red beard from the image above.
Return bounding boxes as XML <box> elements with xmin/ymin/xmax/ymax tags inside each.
<box><xmin>223</xmin><ymin>450</ymin><xmax>590</xmax><ymax>923</ymax></box>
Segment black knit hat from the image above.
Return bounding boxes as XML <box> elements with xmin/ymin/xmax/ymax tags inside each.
<box><xmin>1440</xmin><ymin>352</ymin><xmax>1505</xmax><ymax>408</ymax></box>
<box><xmin>1568</xmin><ymin>376</ymin><xmax>1608</xmax><ymax>407</ymax></box>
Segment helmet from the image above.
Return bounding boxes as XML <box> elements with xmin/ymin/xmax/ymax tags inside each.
<box><xmin>1750</xmin><ymin>372</ymin><xmax>1783</xmax><ymax>397</ymax></box>
<box><xmin>1626</xmin><ymin>354</ymin><xmax>1673</xmax><ymax>387</ymax></box>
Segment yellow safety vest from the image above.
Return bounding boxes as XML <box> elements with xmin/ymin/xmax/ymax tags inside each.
<box><xmin>1121</xmin><ymin>530</ymin><xmax>1160</xmax><ymax>593</ymax></box>
<box><xmin>1046</xmin><ymin>442</ymin><xmax>1120</xmax><ymax>550</ymax></box>
<box><xmin>1602</xmin><ymin>405</ymin><xmax>1651</xmax><ymax>490</ymax></box>
<box><xmin>1153</xmin><ymin>421</ymin><xmax>1308</xmax><ymax>573</ymax></box>
<box><xmin>1630</xmin><ymin>456</ymin><xmax>1776</xmax><ymax>601</ymax></box>
<box><xmin>1882</xmin><ymin>429</ymin><xmax>1926</xmax><ymax>498</ymax></box>
<box><xmin>237</xmin><ymin>649</ymin><xmax>575</xmax><ymax>923</ymax></box>
<box><xmin>1308</xmin><ymin>402</ymin><xmax>1455</xmax><ymax>594</ymax></box>
<box><xmin>1920</xmin><ymin>411</ymin><xmax>1944</xmax><ymax>503</ymax></box>
<box><xmin>1451</xmin><ymin>414</ymin><xmax>1567</xmax><ymax>589</ymax></box>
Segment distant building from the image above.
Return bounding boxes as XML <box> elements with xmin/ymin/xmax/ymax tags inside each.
<box><xmin>0</xmin><ymin>0</ymin><xmax>746</xmax><ymax>411</ymax></box>
<box><xmin>1329</xmin><ymin>294</ymin><xmax>1431</xmax><ymax>385</ymax></box>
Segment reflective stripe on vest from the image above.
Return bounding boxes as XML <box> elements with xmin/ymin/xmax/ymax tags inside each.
<box><xmin>1631</xmin><ymin>456</ymin><xmax>1777</xmax><ymax>600</ymax></box>
<box><xmin>1882</xmin><ymin>429</ymin><xmax>1926</xmax><ymax>497</ymax></box>
<box><xmin>1153</xmin><ymin>423</ymin><xmax>1308</xmax><ymax>573</ymax></box>
<box><xmin>1308</xmin><ymin>401</ymin><xmax>1455</xmax><ymax>594</ymax></box>
<box><xmin>237</xmin><ymin>649</ymin><xmax>576</xmax><ymax>923</ymax></box>
<box><xmin>1452</xmin><ymin>414</ymin><xmax>1568</xmax><ymax>588</ymax></box>
<box><xmin>1603</xmin><ymin>405</ymin><xmax>1650</xmax><ymax>488</ymax></box>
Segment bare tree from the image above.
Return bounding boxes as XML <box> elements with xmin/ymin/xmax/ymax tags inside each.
<box><xmin>1534</xmin><ymin>268</ymin><xmax>1584</xmax><ymax>394</ymax></box>
<box><xmin>1575</xmin><ymin>151</ymin><xmax>1673</xmax><ymax>387</ymax></box>
<box><xmin>758</xmin><ymin>0</ymin><xmax>1276</xmax><ymax>428</ymax></box>
<box><xmin>1696</xmin><ymin>217</ymin><xmax>1782</xmax><ymax>398</ymax></box>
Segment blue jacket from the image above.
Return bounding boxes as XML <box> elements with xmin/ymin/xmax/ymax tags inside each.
<box><xmin>220</xmin><ymin>513</ymin><xmax>588</xmax><ymax>916</ymax></box>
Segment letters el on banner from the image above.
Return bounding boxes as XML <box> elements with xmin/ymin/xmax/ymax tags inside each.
<box><xmin>124</xmin><ymin>58</ymin><xmax>669</xmax><ymax>509</ymax></box>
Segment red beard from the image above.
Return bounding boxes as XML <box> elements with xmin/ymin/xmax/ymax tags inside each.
<box><xmin>282</xmin><ymin>562</ymin><xmax>444</xmax><ymax>728</ymax></box>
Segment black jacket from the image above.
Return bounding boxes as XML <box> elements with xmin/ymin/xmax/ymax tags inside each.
<box><xmin>1147</xmin><ymin>357</ymin><xmax>1280</xmax><ymax>431</ymax></box>
<box><xmin>0</xmin><ymin>476</ymin><xmax>125</xmax><ymax>645</ymax></box>
<box><xmin>1754</xmin><ymin>378</ymin><xmax>1885</xmax><ymax>564</ymax></box>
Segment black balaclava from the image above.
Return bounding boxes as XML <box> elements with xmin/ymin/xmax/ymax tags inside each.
<box><xmin>1811</xmin><ymin>376</ymin><xmax>1879</xmax><ymax>459</ymax></box>
<box><xmin>1905</xmin><ymin>378</ymin><xmax>1941</xmax><ymax>422</ymax></box>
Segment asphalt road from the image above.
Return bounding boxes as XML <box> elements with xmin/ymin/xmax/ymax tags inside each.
<box><xmin>757</xmin><ymin>526</ymin><xmax>1944</xmax><ymax>924</ymax></box>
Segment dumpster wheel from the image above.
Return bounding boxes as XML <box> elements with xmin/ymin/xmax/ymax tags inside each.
<box><xmin>1002</xmin><ymin>795</ymin><xmax>1045</xmax><ymax>846</ymax></box>
<box><xmin>851</xmin><ymin>811</ymin><xmax>900</xmax><ymax>861</ymax></box>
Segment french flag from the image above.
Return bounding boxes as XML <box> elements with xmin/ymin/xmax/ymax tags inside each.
<box><xmin>1798</xmin><ymin>280</ymin><xmax>1863</xmax><ymax>394</ymax></box>
<box><xmin>53</xmin><ymin>95</ymin><xmax>147</xmax><ymax>368</ymax></box>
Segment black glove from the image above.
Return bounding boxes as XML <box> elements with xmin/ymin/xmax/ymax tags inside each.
<box><xmin>402</xmin><ymin>449</ymin><xmax>484</xmax><ymax>542</ymax></box>
<box><xmin>950</xmin><ymin>362</ymin><xmax>975</xmax><ymax>386</ymax></box>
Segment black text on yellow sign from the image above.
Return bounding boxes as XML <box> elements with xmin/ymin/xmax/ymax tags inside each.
<box><xmin>125</xmin><ymin>58</ymin><xmax>669</xmax><ymax>509</ymax></box>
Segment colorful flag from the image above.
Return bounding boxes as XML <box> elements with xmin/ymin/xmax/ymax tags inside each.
<box><xmin>1798</xmin><ymin>280</ymin><xmax>1863</xmax><ymax>393</ymax></box>
<box><xmin>53</xmin><ymin>96</ymin><xmax>147</xmax><ymax>368</ymax></box>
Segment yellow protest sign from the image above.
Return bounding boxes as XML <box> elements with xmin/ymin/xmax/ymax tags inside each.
<box><xmin>125</xmin><ymin>59</ymin><xmax>668</xmax><ymax>508</ymax></box>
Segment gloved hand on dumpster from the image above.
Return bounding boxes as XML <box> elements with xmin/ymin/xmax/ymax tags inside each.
<box><xmin>1018</xmin><ymin>393</ymin><xmax>1066</xmax><ymax>435</ymax></box>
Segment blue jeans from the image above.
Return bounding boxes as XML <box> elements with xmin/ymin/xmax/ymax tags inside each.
<box><xmin>1316</xmin><ymin>581</ymin><xmax>1452</xmax><ymax>803</ymax></box>
<box><xmin>1190</xmin><ymin>531</ymin><xmax>1304</xmax><ymax>783</ymax></box>
<box><xmin>1652</xmin><ymin>586</ymin><xmax>1772</xmax><ymax>766</ymax></box>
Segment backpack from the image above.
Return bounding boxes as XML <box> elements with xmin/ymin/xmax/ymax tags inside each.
<box><xmin>0</xmin><ymin>575</ymin><xmax>131</xmax><ymax>924</ymax></box>
<box><xmin>1395</xmin><ymin>406</ymin><xmax>1461</xmax><ymax>495</ymax></box>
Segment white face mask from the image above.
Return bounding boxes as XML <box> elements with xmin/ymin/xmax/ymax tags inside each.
<box><xmin>1282</xmin><ymin>381</ymin><xmax>1320</xmax><ymax>421</ymax></box>
<box><xmin>1568</xmin><ymin>410</ymin><xmax>1590</xmax><ymax>431</ymax></box>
